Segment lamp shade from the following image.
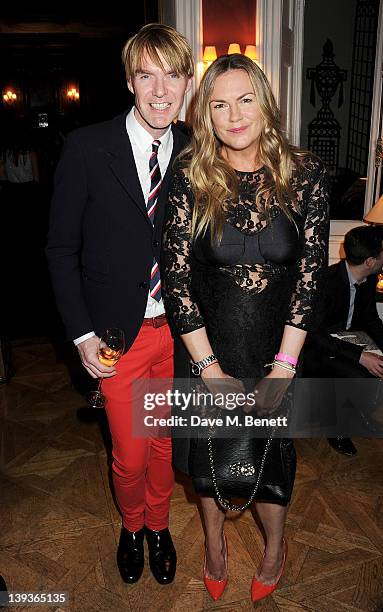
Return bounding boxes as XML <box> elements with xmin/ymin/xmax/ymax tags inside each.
<box><xmin>2</xmin><ymin>88</ymin><xmax>18</xmax><ymax>103</ymax></box>
<box><xmin>244</xmin><ymin>45</ymin><xmax>257</xmax><ymax>60</ymax></box>
<box><xmin>364</xmin><ymin>194</ymin><xmax>383</xmax><ymax>224</ymax></box>
<box><xmin>203</xmin><ymin>45</ymin><xmax>217</xmax><ymax>62</ymax></box>
<box><xmin>227</xmin><ymin>43</ymin><xmax>241</xmax><ymax>55</ymax></box>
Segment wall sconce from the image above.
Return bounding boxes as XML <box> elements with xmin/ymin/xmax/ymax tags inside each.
<box><xmin>203</xmin><ymin>43</ymin><xmax>257</xmax><ymax>66</ymax></box>
<box><xmin>3</xmin><ymin>89</ymin><xmax>17</xmax><ymax>104</ymax></box>
<box><xmin>66</xmin><ymin>86</ymin><xmax>80</xmax><ymax>101</ymax></box>
<box><xmin>227</xmin><ymin>43</ymin><xmax>241</xmax><ymax>55</ymax></box>
<box><xmin>203</xmin><ymin>46</ymin><xmax>217</xmax><ymax>68</ymax></box>
<box><xmin>244</xmin><ymin>45</ymin><xmax>257</xmax><ymax>61</ymax></box>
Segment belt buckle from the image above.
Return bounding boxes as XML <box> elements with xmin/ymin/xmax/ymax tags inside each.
<box><xmin>153</xmin><ymin>315</ymin><xmax>165</xmax><ymax>328</ymax></box>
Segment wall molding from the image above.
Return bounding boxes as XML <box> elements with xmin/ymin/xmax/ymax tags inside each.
<box><xmin>158</xmin><ymin>0</ymin><xmax>176</xmax><ymax>28</ymax></box>
<box><xmin>256</xmin><ymin>0</ymin><xmax>283</xmax><ymax>104</ymax></box>
<box><xmin>174</xmin><ymin>0</ymin><xmax>203</xmax><ymax>120</ymax></box>
<box><xmin>290</xmin><ymin>0</ymin><xmax>305</xmax><ymax>146</ymax></box>
<box><xmin>257</xmin><ymin>0</ymin><xmax>304</xmax><ymax>145</ymax></box>
<box><xmin>364</xmin><ymin>0</ymin><xmax>383</xmax><ymax>214</ymax></box>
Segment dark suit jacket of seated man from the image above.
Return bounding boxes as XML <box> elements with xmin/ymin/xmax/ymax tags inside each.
<box><xmin>304</xmin><ymin>225</ymin><xmax>383</xmax><ymax>380</ymax></box>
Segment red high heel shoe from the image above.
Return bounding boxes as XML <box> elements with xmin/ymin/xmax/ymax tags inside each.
<box><xmin>251</xmin><ymin>538</ymin><xmax>287</xmax><ymax>602</ymax></box>
<box><xmin>203</xmin><ymin>535</ymin><xmax>228</xmax><ymax>601</ymax></box>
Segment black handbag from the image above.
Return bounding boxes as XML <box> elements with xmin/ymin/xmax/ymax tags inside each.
<box><xmin>188</xmin><ymin>408</ymin><xmax>296</xmax><ymax>512</ymax></box>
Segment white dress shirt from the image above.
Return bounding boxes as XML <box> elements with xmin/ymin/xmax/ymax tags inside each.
<box><xmin>74</xmin><ymin>107</ymin><xmax>173</xmax><ymax>346</ymax></box>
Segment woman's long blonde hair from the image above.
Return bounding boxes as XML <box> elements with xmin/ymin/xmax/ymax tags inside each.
<box><xmin>180</xmin><ymin>54</ymin><xmax>302</xmax><ymax>241</ymax></box>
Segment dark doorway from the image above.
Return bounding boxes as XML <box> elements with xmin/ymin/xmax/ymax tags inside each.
<box><xmin>0</xmin><ymin>4</ymin><xmax>158</xmax><ymax>341</ymax></box>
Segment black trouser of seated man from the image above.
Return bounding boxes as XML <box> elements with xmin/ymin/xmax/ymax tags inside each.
<box><xmin>304</xmin><ymin>349</ymin><xmax>378</xmax><ymax>456</ymax></box>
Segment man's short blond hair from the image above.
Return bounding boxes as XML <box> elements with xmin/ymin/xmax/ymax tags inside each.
<box><xmin>122</xmin><ymin>23</ymin><xmax>194</xmax><ymax>80</ymax></box>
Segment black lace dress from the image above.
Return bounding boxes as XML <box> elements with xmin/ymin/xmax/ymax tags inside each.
<box><xmin>162</xmin><ymin>155</ymin><xmax>329</xmax><ymax>502</ymax></box>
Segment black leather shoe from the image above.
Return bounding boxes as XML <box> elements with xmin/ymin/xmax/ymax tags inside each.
<box><xmin>0</xmin><ymin>575</ymin><xmax>9</xmax><ymax>608</ymax></box>
<box><xmin>117</xmin><ymin>527</ymin><xmax>144</xmax><ymax>583</ymax></box>
<box><xmin>328</xmin><ymin>437</ymin><xmax>357</xmax><ymax>456</ymax></box>
<box><xmin>145</xmin><ymin>527</ymin><xmax>177</xmax><ymax>585</ymax></box>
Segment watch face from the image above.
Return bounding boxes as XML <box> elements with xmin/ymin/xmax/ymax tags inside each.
<box><xmin>191</xmin><ymin>364</ymin><xmax>200</xmax><ymax>376</ymax></box>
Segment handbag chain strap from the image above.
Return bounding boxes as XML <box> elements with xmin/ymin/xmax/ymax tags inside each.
<box><xmin>207</xmin><ymin>434</ymin><xmax>273</xmax><ymax>512</ymax></box>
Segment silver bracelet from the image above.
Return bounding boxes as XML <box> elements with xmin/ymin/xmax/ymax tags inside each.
<box><xmin>191</xmin><ymin>354</ymin><xmax>217</xmax><ymax>376</ymax></box>
<box><xmin>265</xmin><ymin>360</ymin><xmax>296</xmax><ymax>374</ymax></box>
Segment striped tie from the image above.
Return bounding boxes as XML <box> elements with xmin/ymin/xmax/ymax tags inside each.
<box><xmin>147</xmin><ymin>140</ymin><xmax>162</xmax><ymax>302</ymax></box>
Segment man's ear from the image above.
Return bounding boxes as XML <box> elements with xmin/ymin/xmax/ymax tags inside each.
<box><xmin>127</xmin><ymin>78</ymin><xmax>134</xmax><ymax>95</ymax></box>
<box><xmin>365</xmin><ymin>256</ymin><xmax>376</xmax><ymax>269</ymax></box>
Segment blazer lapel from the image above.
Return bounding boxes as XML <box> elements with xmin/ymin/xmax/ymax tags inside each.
<box><xmin>108</xmin><ymin>112</ymin><xmax>152</xmax><ymax>227</ymax></box>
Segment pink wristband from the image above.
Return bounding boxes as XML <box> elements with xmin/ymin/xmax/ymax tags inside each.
<box><xmin>275</xmin><ymin>352</ymin><xmax>298</xmax><ymax>367</ymax></box>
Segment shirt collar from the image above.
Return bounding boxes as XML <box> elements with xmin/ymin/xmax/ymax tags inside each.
<box><xmin>345</xmin><ymin>261</ymin><xmax>367</xmax><ymax>286</ymax></box>
<box><xmin>126</xmin><ymin>106</ymin><xmax>172</xmax><ymax>155</ymax></box>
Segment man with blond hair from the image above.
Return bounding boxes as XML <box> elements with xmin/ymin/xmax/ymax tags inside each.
<box><xmin>47</xmin><ymin>23</ymin><xmax>194</xmax><ymax>585</ymax></box>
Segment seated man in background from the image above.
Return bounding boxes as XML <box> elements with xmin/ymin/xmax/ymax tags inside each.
<box><xmin>304</xmin><ymin>225</ymin><xmax>383</xmax><ymax>455</ymax></box>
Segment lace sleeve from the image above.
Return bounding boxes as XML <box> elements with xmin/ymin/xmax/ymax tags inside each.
<box><xmin>286</xmin><ymin>157</ymin><xmax>330</xmax><ymax>331</ymax></box>
<box><xmin>162</xmin><ymin>169</ymin><xmax>205</xmax><ymax>335</ymax></box>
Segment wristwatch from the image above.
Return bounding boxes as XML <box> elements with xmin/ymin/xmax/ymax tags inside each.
<box><xmin>191</xmin><ymin>354</ymin><xmax>218</xmax><ymax>376</ymax></box>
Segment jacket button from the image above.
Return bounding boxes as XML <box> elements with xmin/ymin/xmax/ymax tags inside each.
<box><xmin>153</xmin><ymin>240</ymin><xmax>159</xmax><ymax>247</ymax></box>
<box><xmin>139</xmin><ymin>281</ymin><xmax>148</xmax><ymax>289</ymax></box>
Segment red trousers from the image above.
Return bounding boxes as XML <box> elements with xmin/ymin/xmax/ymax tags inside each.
<box><xmin>102</xmin><ymin>322</ymin><xmax>174</xmax><ymax>532</ymax></box>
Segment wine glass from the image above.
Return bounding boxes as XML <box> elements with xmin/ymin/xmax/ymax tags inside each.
<box><xmin>87</xmin><ymin>328</ymin><xmax>125</xmax><ymax>408</ymax></box>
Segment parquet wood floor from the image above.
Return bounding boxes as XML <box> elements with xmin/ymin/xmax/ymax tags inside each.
<box><xmin>1</xmin><ymin>341</ymin><xmax>382</xmax><ymax>611</ymax></box>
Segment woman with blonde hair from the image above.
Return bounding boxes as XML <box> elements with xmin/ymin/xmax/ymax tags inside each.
<box><xmin>162</xmin><ymin>54</ymin><xmax>329</xmax><ymax>602</ymax></box>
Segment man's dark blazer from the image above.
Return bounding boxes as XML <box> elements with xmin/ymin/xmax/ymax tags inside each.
<box><xmin>304</xmin><ymin>259</ymin><xmax>383</xmax><ymax>374</ymax></box>
<box><xmin>46</xmin><ymin>111</ymin><xmax>188</xmax><ymax>352</ymax></box>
